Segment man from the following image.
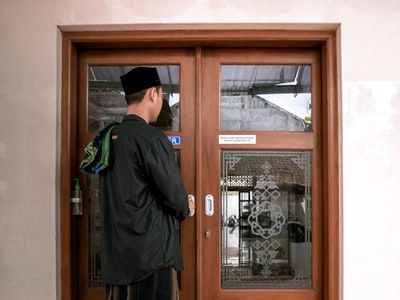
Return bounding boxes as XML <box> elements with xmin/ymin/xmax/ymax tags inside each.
<box><xmin>100</xmin><ymin>67</ymin><xmax>195</xmax><ymax>300</ymax></box>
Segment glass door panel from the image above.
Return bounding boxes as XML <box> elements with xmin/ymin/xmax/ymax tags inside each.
<box><xmin>220</xmin><ymin>65</ymin><xmax>312</xmax><ymax>132</ymax></box>
<box><xmin>88</xmin><ymin>65</ymin><xmax>181</xmax><ymax>132</ymax></box>
<box><xmin>221</xmin><ymin>150</ymin><xmax>312</xmax><ymax>289</ymax></box>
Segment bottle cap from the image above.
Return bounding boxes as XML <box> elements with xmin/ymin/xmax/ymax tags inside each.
<box><xmin>73</xmin><ymin>178</ymin><xmax>81</xmax><ymax>190</ymax></box>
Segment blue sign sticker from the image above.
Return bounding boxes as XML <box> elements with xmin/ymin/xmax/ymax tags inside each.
<box><xmin>168</xmin><ymin>136</ymin><xmax>181</xmax><ymax>146</ymax></box>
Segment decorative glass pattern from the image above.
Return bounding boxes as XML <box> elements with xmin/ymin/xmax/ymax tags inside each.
<box><xmin>221</xmin><ymin>151</ymin><xmax>312</xmax><ymax>289</ymax></box>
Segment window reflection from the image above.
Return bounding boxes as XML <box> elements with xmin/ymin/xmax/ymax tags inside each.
<box><xmin>220</xmin><ymin>65</ymin><xmax>312</xmax><ymax>131</ymax></box>
<box><xmin>88</xmin><ymin>65</ymin><xmax>180</xmax><ymax>132</ymax></box>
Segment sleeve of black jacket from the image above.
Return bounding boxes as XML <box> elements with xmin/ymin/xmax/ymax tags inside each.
<box><xmin>145</xmin><ymin>135</ymin><xmax>189</xmax><ymax>220</ymax></box>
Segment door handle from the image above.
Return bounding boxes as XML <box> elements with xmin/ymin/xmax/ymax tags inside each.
<box><xmin>188</xmin><ymin>194</ymin><xmax>195</xmax><ymax>217</ymax></box>
<box><xmin>205</xmin><ymin>194</ymin><xmax>214</xmax><ymax>216</ymax></box>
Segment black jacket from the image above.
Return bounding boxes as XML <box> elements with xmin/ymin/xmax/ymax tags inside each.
<box><xmin>100</xmin><ymin>114</ymin><xmax>189</xmax><ymax>284</ymax></box>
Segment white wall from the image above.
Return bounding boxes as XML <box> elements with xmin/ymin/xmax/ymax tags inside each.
<box><xmin>1</xmin><ymin>0</ymin><xmax>399</xmax><ymax>299</ymax></box>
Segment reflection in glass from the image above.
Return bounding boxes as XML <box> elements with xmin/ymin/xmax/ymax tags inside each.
<box><xmin>221</xmin><ymin>151</ymin><xmax>312</xmax><ymax>289</ymax></box>
<box><xmin>220</xmin><ymin>65</ymin><xmax>312</xmax><ymax>131</ymax></box>
<box><xmin>88</xmin><ymin>65</ymin><xmax>180</xmax><ymax>132</ymax></box>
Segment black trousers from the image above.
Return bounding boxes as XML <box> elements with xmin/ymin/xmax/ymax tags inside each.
<box><xmin>105</xmin><ymin>267</ymin><xmax>179</xmax><ymax>300</ymax></box>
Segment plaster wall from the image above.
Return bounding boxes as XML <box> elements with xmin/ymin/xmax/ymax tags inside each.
<box><xmin>1</xmin><ymin>0</ymin><xmax>400</xmax><ymax>299</ymax></box>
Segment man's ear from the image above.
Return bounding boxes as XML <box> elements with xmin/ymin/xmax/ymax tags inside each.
<box><xmin>149</xmin><ymin>87</ymin><xmax>158</xmax><ymax>101</ymax></box>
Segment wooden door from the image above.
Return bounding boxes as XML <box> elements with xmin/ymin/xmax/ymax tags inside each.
<box><xmin>74</xmin><ymin>45</ymin><xmax>327</xmax><ymax>300</ymax></box>
<box><xmin>76</xmin><ymin>48</ymin><xmax>196</xmax><ymax>300</ymax></box>
<box><xmin>198</xmin><ymin>47</ymin><xmax>323</xmax><ymax>300</ymax></box>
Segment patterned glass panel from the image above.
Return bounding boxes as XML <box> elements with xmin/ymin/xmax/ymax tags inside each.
<box><xmin>88</xmin><ymin>174</ymin><xmax>102</xmax><ymax>287</ymax></box>
<box><xmin>220</xmin><ymin>65</ymin><xmax>312</xmax><ymax>131</ymax></box>
<box><xmin>221</xmin><ymin>151</ymin><xmax>312</xmax><ymax>289</ymax></box>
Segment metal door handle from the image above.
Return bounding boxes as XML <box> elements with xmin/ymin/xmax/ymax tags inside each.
<box><xmin>188</xmin><ymin>194</ymin><xmax>195</xmax><ymax>217</ymax></box>
<box><xmin>205</xmin><ymin>194</ymin><xmax>214</xmax><ymax>216</ymax></box>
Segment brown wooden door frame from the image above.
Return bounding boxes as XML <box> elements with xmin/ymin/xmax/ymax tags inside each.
<box><xmin>60</xmin><ymin>24</ymin><xmax>341</xmax><ymax>300</ymax></box>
